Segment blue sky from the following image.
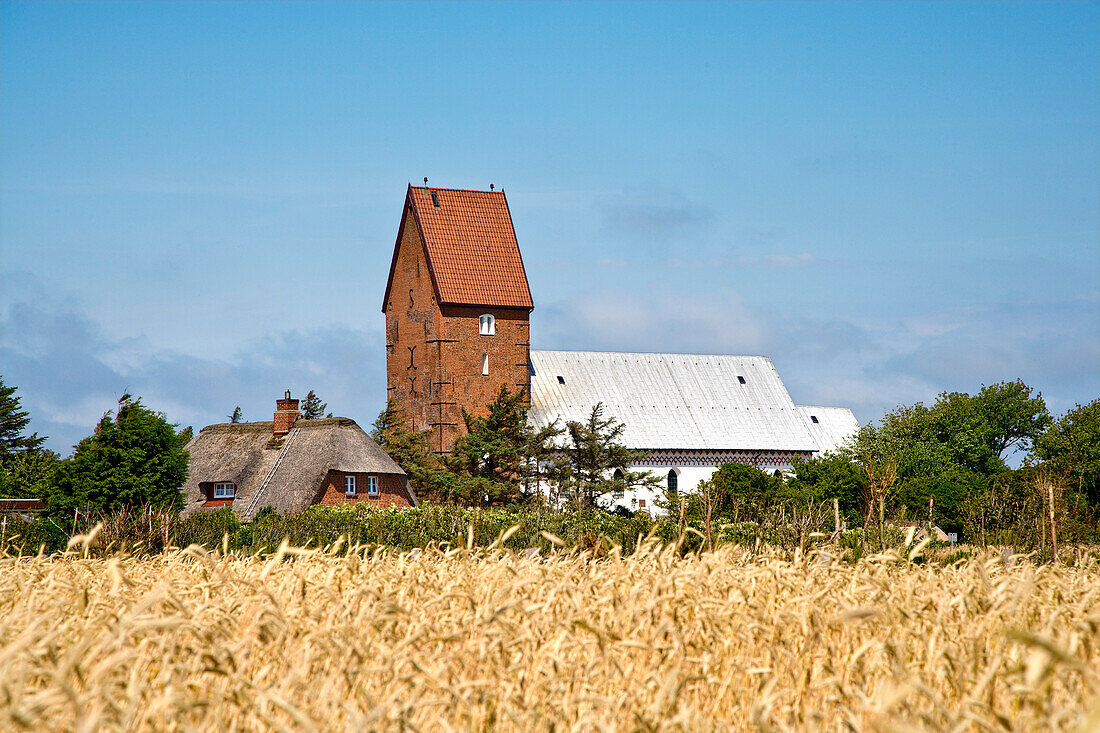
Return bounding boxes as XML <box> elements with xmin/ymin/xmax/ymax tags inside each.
<box><xmin>2</xmin><ymin>1</ymin><xmax>1098</xmax><ymax>455</ymax></box>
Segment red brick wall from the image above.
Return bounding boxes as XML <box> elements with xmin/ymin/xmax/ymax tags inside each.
<box><xmin>384</xmin><ymin>206</ymin><xmax>531</xmax><ymax>455</ymax></box>
<box><xmin>274</xmin><ymin>399</ymin><xmax>300</xmax><ymax>436</ymax></box>
<box><xmin>316</xmin><ymin>471</ymin><xmax>413</xmax><ymax>508</ymax></box>
<box><xmin>434</xmin><ymin>304</ymin><xmax>529</xmax><ymax>452</ymax></box>
<box><xmin>385</xmin><ymin>209</ymin><xmax>441</xmax><ymax>437</ymax></box>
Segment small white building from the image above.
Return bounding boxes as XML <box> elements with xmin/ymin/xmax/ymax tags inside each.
<box><xmin>527</xmin><ymin>350</ymin><xmax>858</xmax><ymax>516</ymax></box>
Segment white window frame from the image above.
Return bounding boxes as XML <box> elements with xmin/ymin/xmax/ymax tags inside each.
<box><xmin>367</xmin><ymin>476</ymin><xmax>379</xmax><ymax>496</ymax></box>
<box><xmin>344</xmin><ymin>475</ymin><xmax>356</xmax><ymax>496</ymax></box>
<box><xmin>213</xmin><ymin>482</ymin><xmax>235</xmax><ymax>499</ymax></box>
<box><xmin>481</xmin><ymin>353</ymin><xmax>489</xmax><ymax>376</ymax></box>
<box><xmin>479</xmin><ymin>314</ymin><xmax>495</xmax><ymax>335</ymax></box>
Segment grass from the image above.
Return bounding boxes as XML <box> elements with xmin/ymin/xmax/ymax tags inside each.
<box><xmin>0</xmin><ymin>537</ymin><xmax>1098</xmax><ymax>731</ymax></box>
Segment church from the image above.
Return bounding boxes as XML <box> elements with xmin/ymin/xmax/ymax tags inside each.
<box><xmin>382</xmin><ymin>184</ymin><xmax>858</xmax><ymax>513</ymax></box>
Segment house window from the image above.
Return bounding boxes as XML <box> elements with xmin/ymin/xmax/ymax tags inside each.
<box><xmin>737</xmin><ymin>376</ymin><xmax>746</xmax><ymax>385</ymax></box>
<box><xmin>612</xmin><ymin>469</ymin><xmax>624</xmax><ymax>499</ymax></box>
<box><xmin>213</xmin><ymin>483</ymin><xmax>235</xmax><ymax>499</ymax></box>
<box><xmin>482</xmin><ymin>353</ymin><xmax>489</xmax><ymax>375</ymax></box>
<box><xmin>344</xmin><ymin>476</ymin><xmax>356</xmax><ymax>496</ymax></box>
<box><xmin>367</xmin><ymin>476</ymin><xmax>379</xmax><ymax>496</ymax></box>
<box><xmin>557</xmin><ymin>375</ymin><xmax>565</xmax><ymax>385</ymax></box>
<box><xmin>479</xmin><ymin>314</ymin><xmax>495</xmax><ymax>335</ymax></box>
<box><xmin>667</xmin><ymin>469</ymin><xmax>678</xmax><ymax>494</ymax></box>
<box><xmin>639</xmin><ymin>499</ymin><xmax>647</xmax><ymax>508</ymax></box>
<box><xmin>810</xmin><ymin>415</ymin><xmax>819</xmax><ymax>424</ymax></box>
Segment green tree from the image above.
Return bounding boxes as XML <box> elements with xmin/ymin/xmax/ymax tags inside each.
<box><xmin>447</xmin><ymin>386</ymin><xmax>563</xmax><ymax>505</ymax></box>
<box><xmin>228</xmin><ymin>406</ymin><xmax>243</xmax><ymax>423</ymax></box>
<box><xmin>558</xmin><ymin>403</ymin><xmax>659</xmax><ymax>509</ymax></box>
<box><xmin>785</xmin><ymin>452</ymin><xmax>864</xmax><ymax>525</ymax></box>
<box><xmin>371</xmin><ymin>400</ymin><xmax>447</xmax><ymax>502</ymax></box>
<box><xmin>0</xmin><ymin>448</ymin><xmax>62</xmax><ymax>499</ymax></box>
<box><xmin>932</xmin><ymin>380</ymin><xmax>1050</xmax><ymax>472</ymax></box>
<box><xmin>47</xmin><ymin>396</ymin><xmax>190</xmax><ymax>515</ymax></box>
<box><xmin>0</xmin><ymin>376</ymin><xmax>45</xmax><ymax>463</ymax></box>
<box><xmin>0</xmin><ymin>377</ymin><xmax>55</xmax><ymax>500</ymax></box>
<box><xmin>846</xmin><ymin>381</ymin><xmax>1051</xmax><ymax>530</ymax></box>
<box><xmin>1037</xmin><ymin>399</ymin><xmax>1100</xmax><ymax>506</ymax></box>
<box><xmin>301</xmin><ymin>390</ymin><xmax>330</xmax><ymax>419</ymax></box>
<box><xmin>708</xmin><ymin>461</ymin><xmax>784</xmax><ymax>523</ymax></box>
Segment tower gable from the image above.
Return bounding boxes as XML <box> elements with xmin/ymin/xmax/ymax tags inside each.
<box><xmin>382</xmin><ymin>185</ymin><xmax>533</xmax><ymax>312</ymax></box>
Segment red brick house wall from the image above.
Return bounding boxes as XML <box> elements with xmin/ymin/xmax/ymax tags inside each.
<box><xmin>316</xmin><ymin>471</ymin><xmax>413</xmax><ymax>508</ymax></box>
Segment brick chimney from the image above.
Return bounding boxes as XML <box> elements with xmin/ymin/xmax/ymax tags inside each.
<box><xmin>274</xmin><ymin>390</ymin><xmax>300</xmax><ymax>436</ymax></box>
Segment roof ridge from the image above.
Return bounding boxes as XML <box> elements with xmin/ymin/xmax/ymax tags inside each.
<box><xmin>409</xmin><ymin>185</ymin><xmax>505</xmax><ymax>194</ymax></box>
<box><xmin>531</xmin><ymin>349</ymin><xmax>774</xmax><ymax>359</ymax></box>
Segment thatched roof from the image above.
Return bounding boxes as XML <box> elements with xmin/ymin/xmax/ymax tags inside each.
<box><xmin>181</xmin><ymin>417</ymin><xmax>407</xmax><ymax>520</ymax></box>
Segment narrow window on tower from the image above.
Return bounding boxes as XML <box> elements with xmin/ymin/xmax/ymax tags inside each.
<box><xmin>479</xmin><ymin>314</ymin><xmax>495</xmax><ymax>335</ymax></box>
<box><xmin>481</xmin><ymin>353</ymin><xmax>489</xmax><ymax>376</ymax></box>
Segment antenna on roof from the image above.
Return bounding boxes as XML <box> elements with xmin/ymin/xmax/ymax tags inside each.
<box><xmin>423</xmin><ymin>177</ymin><xmax>428</xmax><ymax>185</ymax></box>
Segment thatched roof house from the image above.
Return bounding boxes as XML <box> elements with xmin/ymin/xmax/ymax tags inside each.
<box><xmin>181</xmin><ymin>393</ymin><xmax>413</xmax><ymax>520</ymax></box>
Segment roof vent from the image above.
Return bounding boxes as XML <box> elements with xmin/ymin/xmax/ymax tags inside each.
<box><xmin>557</xmin><ymin>375</ymin><xmax>565</xmax><ymax>385</ymax></box>
<box><xmin>430</xmin><ymin>191</ymin><xmax>440</xmax><ymax>208</ymax></box>
<box><xmin>811</xmin><ymin>415</ymin><xmax>819</xmax><ymax>424</ymax></box>
<box><xmin>737</xmin><ymin>376</ymin><xmax>746</xmax><ymax>385</ymax></box>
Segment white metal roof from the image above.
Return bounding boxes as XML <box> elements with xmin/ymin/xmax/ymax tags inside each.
<box><xmin>797</xmin><ymin>406</ymin><xmax>860</xmax><ymax>455</ymax></box>
<box><xmin>528</xmin><ymin>350</ymin><xmax>821</xmax><ymax>451</ymax></box>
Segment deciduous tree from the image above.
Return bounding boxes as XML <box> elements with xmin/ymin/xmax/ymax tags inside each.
<box><xmin>1037</xmin><ymin>399</ymin><xmax>1100</xmax><ymax>506</ymax></box>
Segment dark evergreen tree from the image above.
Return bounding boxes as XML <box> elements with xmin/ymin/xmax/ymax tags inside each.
<box><xmin>0</xmin><ymin>376</ymin><xmax>45</xmax><ymax>463</ymax></box>
<box><xmin>371</xmin><ymin>400</ymin><xmax>445</xmax><ymax>501</ymax></box>
<box><xmin>447</xmin><ymin>386</ymin><xmax>563</xmax><ymax>505</ymax></box>
<box><xmin>558</xmin><ymin>402</ymin><xmax>659</xmax><ymax>509</ymax></box>
<box><xmin>228</xmin><ymin>406</ymin><xmax>243</xmax><ymax>423</ymax></box>
<box><xmin>47</xmin><ymin>396</ymin><xmax>190</xmax><ymax>515</ymax></box>
<box><xmin>301</xmin><ymin>390</ymin><xmax>330</xmax><ymax>419</ymax></box>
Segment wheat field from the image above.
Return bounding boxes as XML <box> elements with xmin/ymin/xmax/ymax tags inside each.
<box><xmin>1</xmin><ymin>538</ymin><xmax>1098</xmax><ymax>731</ymax></box>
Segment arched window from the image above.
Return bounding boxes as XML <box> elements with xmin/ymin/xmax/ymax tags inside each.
<box><xmin>667</xmin><ymin>469</ymin><xmax>678</xmax><ymax>494</ymax></box>
<box><xmin>613</xmin><ymin>469</ymin><xmax>623</xmax><ymax>481</ymax></box>
<box><xmin>479</xmin><ymin>314</ymin><xmax>495</xmax><ymax>335</ymax></box>
<box><xmin>773</xmin><ymin>470</ymin><xmax>783</xmax><ymax>478</ymax></box>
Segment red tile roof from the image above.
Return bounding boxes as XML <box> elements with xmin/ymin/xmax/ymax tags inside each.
<box><xmin>384</xmin><ymin>186</ymin><xmax>533</xmax><ymax>310</ymax></box>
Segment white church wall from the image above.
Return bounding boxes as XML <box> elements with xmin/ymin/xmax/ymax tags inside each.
<box><xmin>536</xmin><ymin>449</ymin><xmax>812</xmax><ymax>518</ymax></box>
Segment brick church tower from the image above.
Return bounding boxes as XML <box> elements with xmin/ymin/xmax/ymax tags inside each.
<box><xmin>382</xmin><ymin>185</ymin><xmax>533</xmax><ymax>454</ymax></box>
